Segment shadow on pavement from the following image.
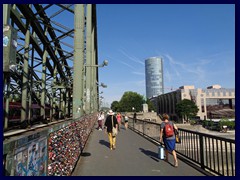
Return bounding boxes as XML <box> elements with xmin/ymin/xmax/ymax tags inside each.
<box><xmin>80</xmin><ymin>152</ymin><xmax>91</xmax><ymax>157</ymax></box>
<box><xmin>139</xmin><ymin>147</ymin><xmax>159</xmax><ymax>162</ymax></box>
<box><xmin>99</xmin><ymin>139</ymin><xmax>109</xmax><ymax>148</ymax></box>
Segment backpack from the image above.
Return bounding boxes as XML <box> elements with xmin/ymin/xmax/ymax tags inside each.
<box><xmin>164</xmin><ymin>122</ymin><xmax>174</xmax><ymax>137</ymax></box>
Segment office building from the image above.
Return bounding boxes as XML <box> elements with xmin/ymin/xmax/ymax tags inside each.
<box><xmin>145</xmin><ymin>57</ymin><xmax>164</xmax><ymax>99</ymax></box>
<box><xmin>155</xmin><ymin>85</ymin><xmax>235</xmax><ymax>122</ymax></box>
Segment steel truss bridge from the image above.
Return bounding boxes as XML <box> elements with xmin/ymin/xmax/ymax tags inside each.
<box><xmin>3</xmin><ymin>4</ymin><xmax>103</xmax><ymax>130</ymax></box>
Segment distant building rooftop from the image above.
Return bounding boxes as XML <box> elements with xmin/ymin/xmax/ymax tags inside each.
<box><xmin>179</xmin><ymin>85</ymin><xmax>195</xmax><ymax>90</ymax></box>
<box><xmin>178</xmin><ymin>84</ymin><xmax>222</xmax><ymax>90</ymax></box>
<box><xmin>207</xmin><ymin>84</ymin><xmax>221</xmax><ymax>89</ymax></box>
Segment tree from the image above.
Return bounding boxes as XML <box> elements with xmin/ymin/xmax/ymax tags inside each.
<box><xmin>176</xmin><ymin>99</ymin><xmax>199</xmax><ymax>123</ymax></box>
<box><xmin>146</xmin><ymin>98</ymin><xmax>156</xmax><ymax>112</ymax></box>
<box><xmin>111</xmin><ymin>101</ymin><xmax>120</xmax><ymax>112</ymax></box>
<box><xmin>118</xmin><ymin>91</ymin><xmax>145</xmax><ymax>112</ymax></box>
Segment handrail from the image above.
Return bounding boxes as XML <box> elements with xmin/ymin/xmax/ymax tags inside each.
<box><xmin>127</xmin><ymin>117</ymin><xmax>235</xmax><ymax>176</ymax></box>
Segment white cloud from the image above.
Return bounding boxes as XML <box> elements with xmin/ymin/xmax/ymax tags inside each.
<box><xmin>119</xmin><ymin>49</ymin><xmax>144</xmax><ymax>66</ymax></box>
<box><xmin>132</xmin><ymin>71</ymin><xmax>145</xmax><ymax>76</ymax></box>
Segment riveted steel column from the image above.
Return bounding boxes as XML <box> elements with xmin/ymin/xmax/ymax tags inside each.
<box><xmin>92</xmin><ymin>5</ymin><xmax>98</xmax><ymax>112</ymax></box>
<box><xmin>85</xmin><ymin>4</ymin><xmax>93</xmax><ymax>114</ymax></box>
<box><xmin>3</xmin><ymin>4</ymin><xmax>10</xmax><ymax>25</ymax></box>
<box><xmin>90</xmin><ymin>31</ymin><xmax>95</xmax><ymax>113</ymax></box>
<box><xmin>21</xmin><ymin>26</ymin><xmax>30</xmax><ymax>124</ymax></box>
<box><xmin>73</xmin><ymin>4</ymin><xmax>85</xmax><ymax>119</ymax></box>
<box><xmin>28</xmin><ymin>32</ymin><xmax>36</xmax><ymax>122</ymax></box>
<box><xmin>93</xmin><ymin>49</ymin><xmax>98</xmax><ymax>111</ymax></box>
<box><xmin>40</xmin><ymin>46</ymin><xmax>48</xmax><ymax>119</ymax></box>
<box><xmin>3</xmin><ymin>4</ymin><xmax>10</xmax><ymax>129</ymax></box>
<box><xmin>67</xmin><ymin>88</ymin><xmax>71</xmax><ymax>117</ymax></box>
<box><xmin>60</xmin><ymin>89</ymin><xmax>64</xmax><ymax>118</ymax></box>
<box><xmin>91</xmin><ymin>14</ymin><xmax>97</xmax><ymax>112</ymax></box>
<box><xmin>95</xmin><ymin>54</ymin><xmax>98</xmax><ymax>110</ymax></box>
<box><xmin>52</xmin><ymin>66</ymin><xmax>57</xmax><ymax>119</ymax></box>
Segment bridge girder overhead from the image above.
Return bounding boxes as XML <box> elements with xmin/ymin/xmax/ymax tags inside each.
<box><xmin>3</xmin><ymin>4</ymin><xmax>99</xmax><ymax>129</ymax></box>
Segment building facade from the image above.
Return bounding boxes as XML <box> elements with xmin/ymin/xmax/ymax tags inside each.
<box><xmin>145</xmin><ymin>57</ymin><xmax>164</xmax><ymax>99</ymax></box>
<box><xmin>155</xmin><ymin>85</ymin><xmax>235</xmax><ymax>122</ymax></box>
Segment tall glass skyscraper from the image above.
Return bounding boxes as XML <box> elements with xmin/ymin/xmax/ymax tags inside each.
<box><xmin>145</xmin><ymin>57</ymin><xmax>164</xmax><ymax>99</ymax></box>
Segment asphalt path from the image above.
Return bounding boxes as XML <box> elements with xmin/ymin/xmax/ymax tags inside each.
<box><xmin>72</xmin><ymin>123</ymin><xmax>206</xmax><ymax>176</ymax></box>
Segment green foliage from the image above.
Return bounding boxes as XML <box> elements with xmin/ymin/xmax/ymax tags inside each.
<box><xmin>146</xmin><ymin>99</ymin><xmax>156</xmax><ymax>112</ymax></box>
<box><xmin>176</xmin><ymin>99</ymin><xmax>199</xmax><ymax>122</ymax></box>
<box><xmin>227</xmin><ymin>121</ymin><xmax>235</xmax><ymax>129</ymax></box>
<box><xmin>209</xmin><ymin>119</ymin><xmax>214</xmax><ymax>127</ymax></box>
<box><xmin>114</xmin><ymin>91</ymin><xmax>145</xmax><ymax>112</ymax></box>
<box><xmin>219</xmin><ymin>118</ymin><xmax>235</xmax><ymax>130</ymax></box>
<box><xmin>111</xmin><ymin>101</ymin><xmax>120</xmax><ymax>112</ymax></box>
<box><xmin>202</xmin><ymin>120</ymin><xmax>207</xmax><ymax>127</ymax></box>
<box><xmin>190</xmin><ymin>120</ymin><xmax>196</xmax><ymax>125</ymax></box>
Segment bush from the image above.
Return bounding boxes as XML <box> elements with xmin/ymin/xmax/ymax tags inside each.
<box><xmin>202</xmin><ymin>120</ymin><xmax>208</xmax><ymax>127</ymax></box>
<box><xmin>218</xmin><ymin>118</ymin><xmax>235</xmax><ymax>130</ymax></box>
<box><xmin>190</xmin><ymin>120</ymin><xmax>196</xmax><ymax>125</ymax></box>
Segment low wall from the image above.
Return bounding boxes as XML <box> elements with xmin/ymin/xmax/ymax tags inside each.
<box><xmin>3</xmin><ymin>114</ymin><xmax>97</xmax><ymax>176</ymax></box>
<box><xmin>126</xmin><ymin>112</ymin><xmax>162</xmax><ymax>123</ymax></box>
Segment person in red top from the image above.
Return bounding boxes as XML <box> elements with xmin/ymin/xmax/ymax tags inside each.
<box><xmin>116</xmin><ymin>112</ymin><xmax>122</xmax><ymax>131</ymax></box>
<box><xmin>160</xmin><ymin>113</ymin><xmax>179</xmax><ymax>167</ymax></box>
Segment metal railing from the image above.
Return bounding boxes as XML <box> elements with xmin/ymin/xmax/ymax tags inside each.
<box><xmin>127</xmin><ymin>117</ymin><xmax>235</xmax><ymax>176</ymax></box>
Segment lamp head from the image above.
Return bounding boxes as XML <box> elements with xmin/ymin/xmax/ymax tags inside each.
<box><xmin>102</xmin><ymin>60</ymin><xmax>108</xmax><ymax>67</ymax></box>
<box><xmin>100</xmin><ymin>83</ymin><xmax>107</xmax><ymax>88</ymax></box>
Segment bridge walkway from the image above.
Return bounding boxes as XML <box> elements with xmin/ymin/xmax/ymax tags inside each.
<box><xmin>72</xmin><ymin>123</ymin><xmax>206</xmax><ymax>176</ymax></box>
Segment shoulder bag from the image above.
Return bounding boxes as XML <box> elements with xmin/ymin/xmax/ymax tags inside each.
<box><xmin>112</xmin><ymin>116</ymin><xmax>118</xmax><ymax>137</ymax></box>
<box><xmin>174</xmin><ymin>128</ymin><xmax>181</xmax><ymax>143</ymax></box>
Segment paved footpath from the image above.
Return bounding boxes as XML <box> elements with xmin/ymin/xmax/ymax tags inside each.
<box><xmin>72</xmin><ymin>123</ymin><xmax>207</xmax><ymax>176</ymax></box>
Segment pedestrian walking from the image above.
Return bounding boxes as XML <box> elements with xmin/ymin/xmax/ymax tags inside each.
<box><xmin>133</xmin><ymin>112</ymin><xmax>137</xmax><ymax>123</ymax></box>
<box><xmin>116</xmin><ymin>112</ymin><xmax>122</xmax><ymax>131</ymax></box>
<box><xmin>124</xmin><ymin>115</ymin><xmax>129</xmax><ymax>130</ymax></box>
<box><xmin>160</xmin><ymin>113</ymin><xmax>178</xmax><ymax>167</ymax></box>
<box><xmin>104</xmin><ymin>110</ymin><xmax>118</xmax><ymax>150</ymax></box>
<box><xmin>97</xmin><ymin>111</ymin><xmax>104</xmax><ymax>130</ymax></box>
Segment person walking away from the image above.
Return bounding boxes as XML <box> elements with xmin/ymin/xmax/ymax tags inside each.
<box><xmin>133</xmin><ymin>112</ymin><xmax>137</xmax><ymax>123</ymax></box>
<box><xmin>97</xmin><ymin>111</ymin><xmax>104</xmax><ymax>130</ymax></box>
<box><xmin>116</xmin><ymin>112</ymin><xmax>122</xmax><ymax>131</ymax></box>
<box><xmin>124</xmin><ymin>115</ymin><xmax>129</xmax><ymax>130</ymax></box>
<box><xmin>160</xmin><ymin>113</ymin><xmax>178</xmax><ymax>167</ymax></box>
<box><xmin>104</xmin><ymin>110</ymin><xmax>118</xmax><ymax>150</ymax></box>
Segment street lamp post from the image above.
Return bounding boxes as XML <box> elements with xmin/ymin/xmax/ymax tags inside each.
<box><xmin>85</xmin><ymin>60</ymin><xmax>108</xmax><ymax>68</ymax></box>
<box><xmin>132</xmin><ymin>107</ymin><xmax>137</xmax><ymax>123</ymax></box>
<box><xmin>84</xmin><ymin>61</ymin><xmax>108</xmax><ymax>114</ymax></box>
<box><xmin>95</xmin><ymin>82</ymin><xmax>107</xmax><ymax>112</ymax></box>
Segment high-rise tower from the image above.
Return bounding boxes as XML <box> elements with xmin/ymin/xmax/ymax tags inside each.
<box><xmin>145</xmin><ymin>57</ymin><xmax>164</xmax><ymax>99</ymax></box>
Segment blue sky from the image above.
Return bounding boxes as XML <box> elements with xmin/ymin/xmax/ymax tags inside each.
<box><xmin>96</xmin><ymin>4</ymin><xmax>235</xmax><ymax>107</ymax></box>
